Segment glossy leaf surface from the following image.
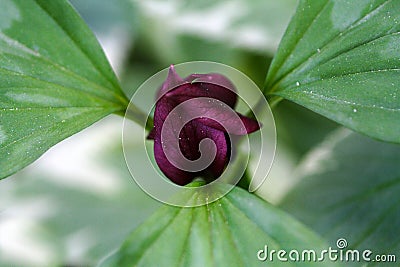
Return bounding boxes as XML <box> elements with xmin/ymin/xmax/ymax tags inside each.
<box><xmin>0</xmin><ymin>0</ymin><xmax>129</xmax><ymax>179</ymax></box>
<box><xmin>265</xmin><ymin>0</ymin><xmax>400</xmax><ymax>143</ymax></box>
<box><xmin>101</xmin><ymin>186</ymin><xmax>340</xmax><ymax>267</ymax></box>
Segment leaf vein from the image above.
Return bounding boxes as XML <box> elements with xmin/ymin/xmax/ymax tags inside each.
<box><xmin>0</xmin><ymin>48</ymin><xmax>125</xmax><ymax>106</ymax></box>
<box><xmin>273</xmin><ymin>0</ymin><xmax>331</xmax><ymax>77</ymax></box>
<box><xmin>217</xmin><ymin>201</ymin><xmax>246</xmax><ymax>267</ymax></box>
<box><xmin>177</xmin><ymin>208</ymin><xmax>194</xmax><ymax>267</ymax></box>
<box><xmin>33</xmin><ymin>0</ymin><xmax>120</xmax><ymax>92</ymax></box>
<box><xmin>270</xmin><ymin>0</ymin><xmax>393</xmax><ymax>92</ymax></box>
<box><xmin>0</xmin><ymin>108</ymin><xmax>112</xmax><ymax>151</ymax></box>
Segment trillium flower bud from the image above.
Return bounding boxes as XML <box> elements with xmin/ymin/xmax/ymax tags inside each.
<box><xmin>148</xmin><ymin>65</ymin><xmax>260</xmax><ymax>185</ymax></box>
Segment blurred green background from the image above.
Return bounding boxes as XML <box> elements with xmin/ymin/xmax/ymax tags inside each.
<box><xmin>0</xmin><ymin>0</ymin><xmax>339</xmax><ymax>266</ymax></box>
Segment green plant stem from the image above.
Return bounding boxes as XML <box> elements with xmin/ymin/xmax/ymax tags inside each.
<box><xmin>123</xmin><ymin>104</ymin><xmax>154</xmax><ymax>132</ymax></box>
<box><xmin>236</xmin><ymin>169</ymin><xmax>251</xmax><ymax>191</ymax></box>
<box><xmin>266</xmin><ymin>95</ymin><xmax>283</xmax><ymax>109</ymax></box>
<box><xmin>238</xmin><ymin>93</ymin><xmax>282</xmax><ymax>191</ymax></box>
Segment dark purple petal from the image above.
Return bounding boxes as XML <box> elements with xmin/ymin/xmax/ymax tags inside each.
<box><xmin>152</xmin><ymin>95</ymin><xmax>193</xmax><ymax>185</ymax></box>
<box><xmin>156</xmin><ymin>66</ymin><xmax>237</xmax><ymax>108</ymax></box>
<box><xmin>148</xmin><ymin>65</ymin><xmax>261</xmax><ymax>185</ymax></box>
<box><xmin>172</xmin><ymin>97</ymin><xmax>260</xmax><ymax>135</ymax></box>
<box><xmin>183</xmin><ymin>73</ymin><xmax>237</xmax><ymax>108</ymax></box>
<box><xmin>196</xmin><ymin>114</ymin><xmax>260</xmax><ymax>135</ymax></box>
<box><xmin>178</xmin><ymin>121</ymin><xmax>228</xmax><ymax>180</ymax></box>
<box><xmin>152</xmin><ymin>100</ymin><xmax>229</xmax><ymax>184</ymax></box>
<box><xmin>165</xmin><ymin>83</ymin><xmax>237</xmax><ymax>108</ymax></box>
<box><xmin>185</xmin><ymin>73</ymin><xmax>235</xmax><ymax>92</ymax></box>
<box><xmin>153</xmin><ymin>137</ymin><xmax>194</xmax><ymax>185</ymax></box>
<box><xmin>147</xmin><ymin>128</ymin><xmax>156</xmax><ymax>140</ymax></box>
<box><xmin>236</xmin><ymin>114</ymin><xmax>261</xmax><ymax>134</ymax></box>
<box><xmin>156</xmin><ymin>65</ymin><xmax>188</xmax><ymax>99</ymax></box>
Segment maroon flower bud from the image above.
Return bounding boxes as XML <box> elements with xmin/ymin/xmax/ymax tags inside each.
<box><xmin>148</xmin><ymin>65</ymin><xmax>260</xmax><ymax>185</ymax></box>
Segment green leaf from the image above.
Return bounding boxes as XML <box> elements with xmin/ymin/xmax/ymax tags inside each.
<box><xmin>280</xmin><ymin>129</ymin><xmax>400</xmax><ymax>264</ymax></box>
<box><xmin>265</xmin><ymin>0</ymin><xmax>400</xmax><ymax>143</ymax></box>
<box><xmin>0</xmin><ymin>0</ymin><xmax>129</xmax><ymax>179</ymax></box>
<box><xmin>101</xmin><ymin>186</ymin><xmax>341</xmax><ymax>267</ymax></box>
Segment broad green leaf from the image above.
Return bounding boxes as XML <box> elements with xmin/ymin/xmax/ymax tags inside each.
<box><xmin>265</xmin><ymin>0</ymin><xmax>400</xmax><ymax>143</ymax></box>
<box><xmin>101</xmin><ymin>186</ymin><xmax>340</xmax><ymax>267</ymax></box>
<box><xmin>280</xmin><ymin>129</ymin><xmax>400</xmax><ymax>265</ymax></box>
<box><xmin>0</xmin><ymin>0</ymin><xmax>129</xmax><ymax>179</ymax></box>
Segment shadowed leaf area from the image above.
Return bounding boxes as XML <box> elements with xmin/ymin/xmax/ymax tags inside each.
<box><xmin>280</xmin><ymin>129</ymin><xmax>400</xmax><ymax>266</ymax></box>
